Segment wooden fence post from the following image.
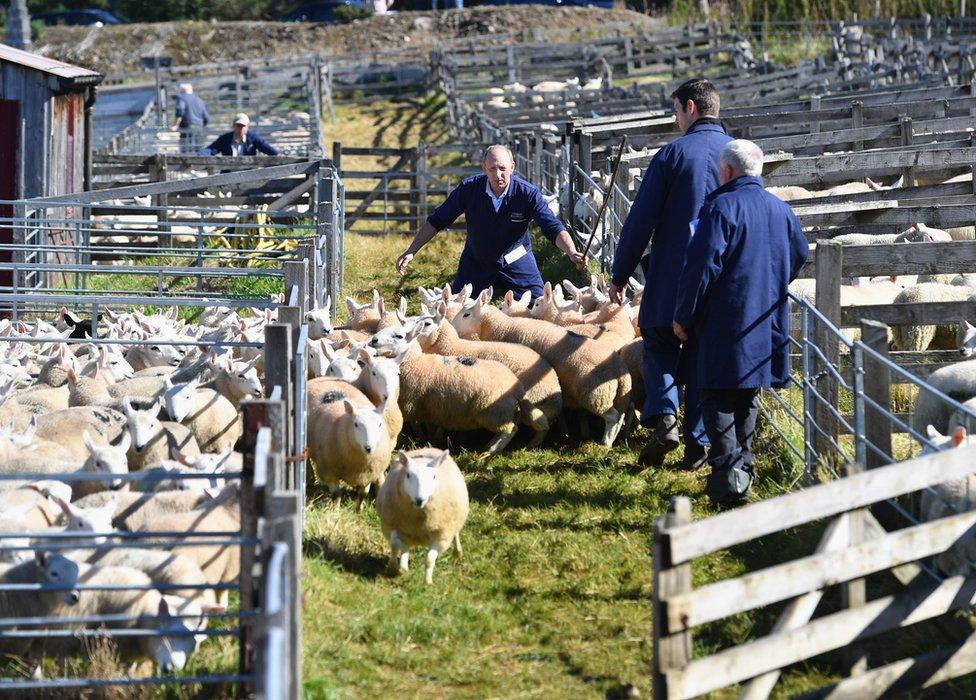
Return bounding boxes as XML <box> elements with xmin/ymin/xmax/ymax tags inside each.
<box><xmin>900</xmin><ymin>117</ymin><xmax>916</xmax><ymax>186</ymax></box>
<box><xmin>860</xmin><ymin>319</ymin><xmax>892</xmax><ymax>471</ymax></box>
<box><xmin>810</xmin><ymin>94</ymin><xmax>822</xmax><ymax>135</ymax></box>
<box><xmin>652</xmin><ymin>496</ymin><xmax>693</xmax><ymax>699</ymax></box>
<box><xmin>814</xmin><ymin>239</ymin><xmax>843</xmax><ymax>466</ymax></box>
<box><xmin>851</xmin><ymin>100</ymin><xmax>864</xmax><ymax>151</ymax></box>
<box><xmin>841</xmin><ymin>462</ymin><xmax>868</xmax><ymax>677</ymax></box>
<box><xmin>415</xmin><ymin>142</ymin><xmax>428</xmax><ymax>232</ymax></box>
<box><xmin>283</xmin><ymin>259</ymin><xmax>309</xmax><ymax>317</ymax></box>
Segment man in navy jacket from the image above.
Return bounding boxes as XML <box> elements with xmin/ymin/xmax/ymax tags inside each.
<box><xmin>673</xmin><ymin>140</ymin><xmax>808</xmax><ymax>506</ymax></box>
<box><xmin>199</xmin><ymin>113</ymin><xmax>279</xmax><ymax>157</ymax></box>
<box><xmin>396</xmin><ymin>145</ymin><xmax>584</xmax><ymax>298</ymax></box>
<box><xmin>609</xmin><ymin>78</ymin><xmax>732</xmax><ymax>469</ymax></box>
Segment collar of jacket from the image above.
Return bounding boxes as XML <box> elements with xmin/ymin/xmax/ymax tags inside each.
<box><xmin>686</xmin><ymin>117</ymin><xmax>727</xmax><ymax>134</ymax></box>
<box><xmin>704</xmin><ymin>175</ymin><xmax>765</xmax><ymax>204</ymax></box>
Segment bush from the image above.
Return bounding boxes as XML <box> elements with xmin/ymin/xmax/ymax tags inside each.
<box><xmin>334</xmin><ymin>5</ymin><xmax>373</xmax><ymax>22</ymax></box>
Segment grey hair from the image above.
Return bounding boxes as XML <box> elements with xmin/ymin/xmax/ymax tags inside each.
<box><xmin>718</xmin><ymin>139</ymin><xmax>764</xmax><ymax>177</ymax></box>
<box><xmin>481</xmin><ymin>144</ymin><xmax>515</xmax><ymax>166</ymax></box>
<box><xmin>179</xmin><ymin>83</ymin><xmax>193</xmax><ymax>94</ymax></box>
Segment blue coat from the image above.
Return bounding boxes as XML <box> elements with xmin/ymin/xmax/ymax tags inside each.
<box><xmin>426</xmin><ymin>174</ymin><xmax>565</xmax><ymax>298</ymax></box>
<box><xmin>199</xmin><ymin>131</ymin><xmax>279</xmax><ymax>156</ymax></box>
<box><xmin>672</xmin><ymin>176</ymin><xmax>809</xmax><ymax>390</ymax></box>
<box><xmin>174</xmin><ymin>93</ymin><xmax>209</xmax><ymax>128</ymax></box>
<box><xmin>611</xmin><ymin>119</ymin><xmax>732</xmax><ymax>329</ymax></box>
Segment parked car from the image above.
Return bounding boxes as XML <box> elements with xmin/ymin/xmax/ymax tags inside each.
<box><xmin>280</xmin><ymin>1</ymin><xmax>370</xmax><ymax>22</ymax></box>
<box><xmin>33</xmin><ymin>9</ymin><xmax>129</xmax><ymax>26</ymax></box>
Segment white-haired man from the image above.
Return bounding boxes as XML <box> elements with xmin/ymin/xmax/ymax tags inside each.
<box><xmin>396</xmin><ymin>144</ymin><xmax>584</xmax><ymax>299</ymax></box>
<box><xmin>672</xmin><ymin>139</ymin><xmax>808</xmax><ymax>507</ymax></box>
<box><xmin>171</xmin><ymin>83</ymin><xmax>209</xmax><ymax>153</ymax></box>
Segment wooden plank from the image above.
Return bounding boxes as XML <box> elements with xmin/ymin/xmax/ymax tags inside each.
<box><xmin>791</xmin><ymin>199</ymin><xmax>898</xmax><ymax>216</ymax></box>
<box><xmin>840</xmin><ymin>300</ymin><xmax>976</xmax><ymax>327</ymax></box>
<box><xmin>814</xmin><ymin>240</ymin><xmax>843</xmax><ymax>463</ymax></box>
<box><xmin>652</xmin><ymin>497</ymin><xmax>692</xmax><ymax>700</ymax></box>
<box><xmin>736</xmin><ymin>513</ymin><xmax>851</xmax><ymax>700</ymax></box>
<box><xmin>665</xmin><ymin>574</ymin><xmax>976</xmax><ymax>699</ymax></box>
<box><xmin>861</xmin><ymin>320</ymin><xmax>894</xmax><ymax>471</ymax></box>
<box><xmin>662</xmin><ymin>445</ymin><xmax>976</xmax><ymax>565</ymax></box>
<box><xmin>797</xmin><ymin>241</ymin><xmax>976</xmax><ymax>279</ymax></box>
<box><xmin>796</xmin><ymin>632</ymin><xmax>976</xmax><ymax>699</ymax></box>
<box><xmin>664</xmin><ymin>506</ymin><xmax>976</xmax><ymax>632</ymax></box>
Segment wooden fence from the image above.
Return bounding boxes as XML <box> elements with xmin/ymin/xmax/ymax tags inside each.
<box><xmin>652</xmin><ymin>445</ymin><xmax>976</xmax><ymax>699</ymax></box>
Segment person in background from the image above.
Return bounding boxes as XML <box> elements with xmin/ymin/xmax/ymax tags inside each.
<box><xmin>199</xmin><ymin>113</ymin><xmax>279</xmax><ymax>157</ymax></box>
<box><xmin>171</xmin><ymin>83</ymin><xmax>209</xmax><ymax>153</ymax></box>
<box><xmin>672</xmin><ymin>139</ymin><xmax>808</xmax><ymax>508</ymax></box>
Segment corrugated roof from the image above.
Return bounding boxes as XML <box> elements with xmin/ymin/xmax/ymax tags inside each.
<box><xmin>0</xmin><ymin>42</ymin><xmax>102</xmax><ymax>86</ymax></box>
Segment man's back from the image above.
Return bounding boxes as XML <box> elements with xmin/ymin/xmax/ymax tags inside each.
<box><xmin>176</xmin><ymin>93</ymin><xmax>208</xmax><ymax>127</ymax></box>
<box><xmin>612</xmin><ymin>120</ymin><xmax>732</xmax><ymax>329</ymax></box>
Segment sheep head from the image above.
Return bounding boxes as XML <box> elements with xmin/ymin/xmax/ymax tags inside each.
<box><xmin>124</xmin><ymin>398</ymin><xmax>164</xmax><ymax>452</ymax></box>
<box><xmin>36</xmin><ymin>550</ymin><xmax>81</xmax><ymax>606</ymax></box>
<box><xmin>400</xmin><ymin>450</ymin><xmax>450</xmax><ymax>509</ymax></box>
<box><xmin>344</xmin><ymin>400</ymin><xmax>386</xmax><ymax>457</ymax></box>
<box><xmin>82</xmin><ymin>430</ymin><xmax>131</xmax><ymax>488</ymax></box>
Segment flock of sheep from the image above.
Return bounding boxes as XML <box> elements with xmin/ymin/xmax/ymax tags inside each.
<box><xmin>0</xmin><ymin>305</ymin><xmax>264</xmax><ymax>674</ymax></box>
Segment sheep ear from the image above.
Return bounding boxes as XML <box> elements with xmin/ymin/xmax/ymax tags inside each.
<box><xmin>117</xmin><ymin>431</ymin><xmax>132</xmax><ymax>453</ymax></box>
<box><xmin>396</xmin><ymin>450</ymin><xmax>409</xmax><ymax>468</ymax></box>
<box><xmin>398</xmin><ymin>297</ymin><xmax>407</xmax><ymax>316</ymax></box>
<box><xmin>23</xmin><ymin>416</ymin><xmax>37</xmax><ymax>442</ymax></box>
<box><xmin>345</xmin><ymin>297</ymin><xmax>358</xmax><ymax>316</ymax></box>
<box><xmin>953</xmin><ymin>426</ymin><xmax>968</xmax><ymax>447</ymax></box>
<box><xmin>504</xmin><ymin>290</ymin><xmax>514</xmax><ymax>305</ymax></box>
<box><xmin>442</xmin><ymin>284</ymin><xmax>452</xmax><ymax>301</ymax></box>
<box><xmin>343</xmin><ymin>400</ymin><xmax>355</xmax><ymax>416</ymax></box>
<box><xmin>963</xmin><ymin>320</ymin><xmax>975</xmax><ymax>331</ymax></box>
<box><xmin>176</xmin><ymin>450</ymin><xmax>193</xmax><ymax>467</ymax></box>
<box><xmin>435</xmin><ymin>302</ymin><xmax>447</xmax><ymax>321</ymax></box>
<box><xmin>82</xmin><ymin>430</ymin><xmax>97</xmax><ymax>453</ymax></box>
<box><xmin>35</xmin><ymin>550</ymin><xmax>46</xmax><ymax>567</ymax></box>
<box><xmin>377</xmin><ymin>296</ymin><xmax>386</xmax><ymax>315</ymax></box>
<box><xmin>865</xmin><ymin>177</ymin><xmax>882</xmax><ymax>191</ymax></box>
<box><xmin>158</xmin><ymin>597</ymin><xmax>171</xmax><ymax>618</ymax></box>
<box><xmin>67</xmin><ymin>367</ymin><xmax>78</xmax><ymax>385</ymax></box>
<box><xmin>458</xmin><ymin>285</ymin><xmax>471</xmax><ymax>304</ymax></box>
<box><xmin>518</xmin><ymin>291</ymin><xmax>531</xmax><ymax>306</ymax></box>
<box><xmin>54</xmin><ymin>495</ymin><xmax>78</xmax><ymax>518</ymax></box>
<box><xmin>150</xmin><ymin>399</ymin><xmax>163</xmax><ymax>417</ymax></box>
<box><xmin>926</xmin><ymin>424</ymin><xmax>942</xmax><ymax>440</ymax></box>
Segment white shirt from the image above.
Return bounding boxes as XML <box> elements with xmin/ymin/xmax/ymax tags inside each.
<box><xmin>231</xmin><ymin>140</ymin><xmax>245</xmax><ymax>157</ymax></box>
<box><xmin>485</xmin><ymin>179</ymin><xmax>510</xmax><ymax>212</ymax></box>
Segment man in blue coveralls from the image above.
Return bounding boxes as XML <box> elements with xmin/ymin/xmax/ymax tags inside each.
<box><xmin>608</xmin><ymin>78</ymin><xmax>732</xmax><ymax>469</ymax></box>
<box><xmin>395</xmin><ymin>145</ymin><xmax>585</xmax><ymax>297</ymax></box>
<box><xmin>673</xmin><ymin>140</ymin><xmax>808</xmax><ymax>507</ymax></box>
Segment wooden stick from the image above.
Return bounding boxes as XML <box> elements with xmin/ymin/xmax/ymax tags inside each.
<box><xmin>581</xmin><ymin>134</ymin><xmax>628</xmax><ymax>260</ymax></box>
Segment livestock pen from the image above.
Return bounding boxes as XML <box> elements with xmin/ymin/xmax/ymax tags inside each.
<box><xmin>0</xmin><ymin>158</ymin><xmax>343</xmax><ymax>694</ymax></box>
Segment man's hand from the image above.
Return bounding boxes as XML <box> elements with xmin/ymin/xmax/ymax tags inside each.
<box><xmin>567</xmin><ymin>250</ymin><xmax>586</xmax><ymax>271</ymax></box>
<box><xmin>395</xmin><ymin>251</ymin><xmax>414</xmax><ymax>276</ymax></box>
<box><xmin>673</xmin><ymin>321</ymin><xmax>688</xmax><ymax>343</ymax></box>
<box><xmin>609</xmin><ymin>282</ymin><xmax>626</xmax><ymax>305</ymax></box>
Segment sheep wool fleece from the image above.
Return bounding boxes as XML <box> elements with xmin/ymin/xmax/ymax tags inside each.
<box><xmin>426</xmin><ymin>174</ymin><xmax>566</xmax><ymax>299</ymax></box>
<box><xmin>673</xmin><ymin>175</ymin><xmax>809</xmax><ymax>390</ymax></box>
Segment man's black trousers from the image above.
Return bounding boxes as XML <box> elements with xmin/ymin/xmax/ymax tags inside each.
<box><xmin>701</xmin><ymin>388</ymin><xmax>760</xmax><ymax>503</ymax></box>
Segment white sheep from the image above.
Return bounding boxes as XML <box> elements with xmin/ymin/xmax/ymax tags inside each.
<box><xmin>918</xmin><ymin>426</ymin><xmax>976</xmax><ymax>577</ymax></box>
<box><xmin>377</xmin><ymin>449</ymin><xmax>469</xmax><ymax>584</ymax></box>
<box><xmin>162</xmin><ymin>377</ymin><xmax>242</xmax><ymax>452</ymax></box>
<box><xmin>452</xmin><ymin>289</ymin><xmax>631</xmax><ymax>446</ymax></box>
<box><xmin>891</xmin><ymin>284</ymin><xmax>976</xmax><ymax>351</ymax></box>
<box><xmin>413</xmin><ymin>306</ymin><xmax>562</xmax><ymax>446</ymax></box>
<box><xmin>307</xmin><ymin>382</ymin><xmax>393</xmax><ymax>506</ymax></box>
<box><xmin>123</xmin><ymin>397</ymin><xmax>201</xmax><ymax>470</ymax></box>
<box><xmin>911</xmin><ymin>359</ymin><xmax>976</xmax><ymax>435</ymax></box>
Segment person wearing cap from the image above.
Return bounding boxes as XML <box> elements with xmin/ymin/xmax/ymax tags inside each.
<box><xmin>672</xmin><ymin>139</ymin><xmax>807</xmax><ymax>507</ymax></box>
<box><xmin>395</xmin><ymin>144</ymin><xmax>584</xmax><ymax>300</ymax></box>
<box><xmin>171</xmin><ymin>83</ymin><xmax>209</xmax><ymax>153</ymax></box>
<box><xmin>199</xmin><ymin>113</ymin><xmax>279</xmax><ymax>157</ymax></box>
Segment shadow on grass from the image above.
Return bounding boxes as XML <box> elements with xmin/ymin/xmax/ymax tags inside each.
<box><xmin>465</xmin><ymin>474</ymin><xmax>642</xmax><ymax>512</ymax></box>
<box><xmin>304</xmin><ymin>533</ymin><xmax>389</xmax><ymax>581</ymax></box>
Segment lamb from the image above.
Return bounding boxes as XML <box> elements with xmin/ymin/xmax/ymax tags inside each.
<box><xmin>384</xmin><ymin>335</ymin><xmax>525</xmax><ymax>456</ymax></box>
<box><xmin>161</xmin><ymin>377</ymin><xmax>242</xmax><ymax>452</ymax></box>
<box><xmin>36</xmin><ymin>344</ymin><xmax>78</xmax><ymax>387</ymax></box>
<box><xmin>413</xmin><ymin>306</ymin><xmax>562</xmax><ymax>446</ymax></box>
<box><xmin>206</xmin><ymin>353</ymin><xmax>263</xmax><ymax>405</ymax></box>
<box><xmin>911</xmin><ymin>359</ymin><xmax>976</xmax><ymax>435</ymax></box>
<box><xmin>891</xmin><ymin>284</ymin><xmax>976</xmax><ymax>351</ymax></box>
<box><xmin>325</xmin><ymin>351</ymin><xmax>404</xmax><ymax>442</ymax></box>
<box><xmin>374</xmin><ymin>297</ymin><xmax>408</xmax><ymax>331</ymax></box>
<box><xmin>377</xmin><ymin>449</ymin><xmax>469</xmax><ymax>584</ymax></box>
<box><xmin>959</xmin><ymin>320</ymin><xmax>976</xmax><ymax>358</ymax></box>
<box><xmin>0</xmin><ymin>553</ymin><xmax>77</xmax><ymax>656</ymax></box>
<box><xmin>307</xmin><ymin>384</ymin><xmax>393</xmax><ymax>506</ymax></box>
<box><xmin>452</xmin><ymin>289</ymin><xmax>631</xmax><ymax>446</ymax></box>
<box><xmin>123</xmin><ymin>397</ymin><xmax>201</xmax><ymax>471</ymax></box>
<box><xmin>33</xmin><ymin>406</ymin><xmax>127</xmax><ymax>461</ymax></box>
<box><xmin>570</xmin><ymin>302</ymin><xmax>638</xmax><ymax>351</ymax></box>
<box><xmin>75</xmin><ymin>484</ymin><xmax>235</xmax><ymax>531</ymax></box>
<box><xmin>124</xmin><ymin>339</ymin><xmax>186</xmax><ymax>371</ymax></box>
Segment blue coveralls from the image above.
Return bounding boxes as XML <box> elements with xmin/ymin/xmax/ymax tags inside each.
<box><xmin>673</xmin><ymin>175</ymin><xmax>808</xmax><ymax>500</ymax></box>
<box><xmin>199</xmin><ymin>131</ymin><xmax>280</xmax><ymax>156</ymax></box>
<box><xmin>426</xmin><ymin>174</ymin><xmax>566</xmax><ymax>299</ymax></box>
<box><xmin>610</xmin><ymin>119</ymin><xmax>732</xmax><ymax>445</ymax></box>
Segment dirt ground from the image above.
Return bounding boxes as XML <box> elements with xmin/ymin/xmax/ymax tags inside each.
<box><xmin>35</xmin><ymin>6</ymin><xmax>662</xmax><ymax>75</ymax></box>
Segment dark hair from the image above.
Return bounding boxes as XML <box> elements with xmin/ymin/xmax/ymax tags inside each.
<box><xmin>670</xmin><ymin>78</ymin><xmax>720</xmax><ymax>117</ymax></box>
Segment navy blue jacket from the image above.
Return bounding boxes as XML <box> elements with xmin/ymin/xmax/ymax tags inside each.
<box><xmin>199</xmin><ymin>131</ymin><xmax>279</xmax><ymax>156</ymax></box>
<box><xmin>611</xmin><ymin>119</ymin><xmax>732</xmax><ymax>329</ymax></box>
<box><xmin>174</xmin><ymin>93</ymin><xmax>209</xmax><ymax>128</ymax></box>
<box><xmin>673</xmin><ymin>176</ymin><xmax>808</xmax><ymax>390</ymax></box>
<box><xmin>427</xmin><ymin>174</ymin><xmax>565</xmax><ymax>297</ymax></box>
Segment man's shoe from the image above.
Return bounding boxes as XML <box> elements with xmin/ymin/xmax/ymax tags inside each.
<box><xmin>679</xmin><ymin>442</ymin><xmax>709</xmax><ymax>470</ymax></box>
<box><xmin>638</xmin><ymin>414</ymin><xmax>680</xmax><ymax>466</ymax></box>
<box><xmin>705</xmin><ymin>466</ymin><xmax>753</xmax><ymax>508</ymax></box>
